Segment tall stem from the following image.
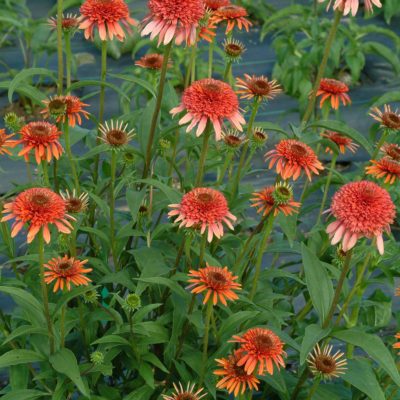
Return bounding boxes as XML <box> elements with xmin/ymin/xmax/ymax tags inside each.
<box><xmin>64</xmin><ymin>123</ymin><xmax>80</xmax><ymax>192</ymax></box>
<box><xmin>317</xmin><ymin>153</ymin><xmax>337</xmax><ymax>225</ymax></box>
<box><xmin>371</xmin><ymin>129</ymin><xmax>388</xmax><ymax>161</ymax></box>
<box><xmin>60</xmin><ymin>303</ymin><xmax>66</xmax><ymax>348</ymax></box>
<box><xmin>223</xmin><ymin>60</ymin><xmax>232</xmax><ymax>83</ymax></box>
<box><xmin>216</xmin><ymin>152</ymin><xmax>234</xmax><ymax>186</ymax></box>
<box><xmin>110</xmin><ymin>151</ymin><xmax>118</xmax><ymax>269</ymax></box>
<box><xmin>56</xmin><ymin>0</ymin><xmax>64</xmax><ymax>95</ymax></box>
<box><xmin>142</xmin><ymin>42</ymin><xmax>173</xmax><ymax>180</ymax></box>
<box><xmin>185</xmin><ymin>44</ymin><xmax>197</xmax><ymax>88</ymax></box>
<box><xmin>198</xmin><ymin>234</ymin><xmax>207</xmax><ymax>268</ymax></box>
<box><xmin>64</xmin><ymin>31</ymin><xmax>72</xmax><ymax>90</ymax></box>
<box><xmin>41</xmin><ymin>161</ymin><xmax>50</xmax><ymax>187</ymax></box>
<box><xmin>306</xmin><ymin>377</ymin><xmax>321</xmax><ymax>400</ymax></box>
<box><xmin>301</xmin><ymin>11</ymin><xmax>342</xmax><ymax>126</ymax></box>
<box><xmin>38</xmin><ymin>233</ymin><xmax>55</xmax><ymax>354</ymax></box>
<box><xmin>195</xmin><ymin>124</ymin><xmax>212</xmax><ymax>186</ymax></box>
<box><xmin>290</xmin><ymin>368</ymin><xmax>309</xmax><ymax>400</ymax></box>
<box><xmin>199</xmin><ymin>300</ymin><xmax>213</xmax><ymax>385</ymax></box>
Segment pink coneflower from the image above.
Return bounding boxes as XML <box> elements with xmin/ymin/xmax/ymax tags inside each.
<box><xmin>319</xmin><ymin>0</ymin><xmax>382</xmax><ymax>16</ymax></box>
<box><xmin>211</xmin><ymin>5</ymin><xmax>252</xmax><ymax>34</ymax></box>
<box><xmin>317</xmin><ymin>78</ymin><xmax>351</xmax><ymax>110</ymax></box>
<box><xmin>326</xmin><ymin>181</ymin><xmax>395</xmax><ymax>254</ymax></box>
<box><xmin>135</xmin><ymin>53</ymin><xmax>171</xmax><ymax>70</ymax></box>
<box><xmin>321</xmin><ymin>131</ymin><xmax>359</xmax><ymax>154</ymax></box>
<box><xmin>79</xmin><ymin>0</ymin><xmax>137</xmax><ymax>41</ymax></box>
<box><xmin>170</xmin><ymin>79</ymin><xmax>245</xmax><ymax>140</ymax></box>
<box><xmin>168</xmin><ymin>187</ymin><xmax>236</xmax><ymax>242</ymax></box>
<box><xmin>265</xmin><ymin>139</ymin><xmax>324</xmax><ymax>181</ymax></box>
<box><xmin>141</xmin><ymin>0</ymin><xmax>205</xmax><ymax>46</ymax></box>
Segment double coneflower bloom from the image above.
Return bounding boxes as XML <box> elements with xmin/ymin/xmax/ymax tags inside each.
<box><xmin>322</xmin><ymin>131</ymin><xmax>359</xmax><ymax>154</ymax></box>
<box><xmin>317</xmin><ymin>78</ymin><xmax>351</xmax><ymax>110</ymax></box>
<box><xmin>210</xmin><ymin>5</ymin><xmax>252</xmax><ymax>33</ymax></box>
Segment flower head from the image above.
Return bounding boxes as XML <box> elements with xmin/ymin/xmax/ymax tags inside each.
<box><xmin>215</xmin><ymin>349</ymin><xmax>260</xmax><ymax>397</ymax></box>
<box><xmin>99</xmin><ymin>120</ymin><xmax>135</xmax><ymax>149</ymax></box>
<box><xmin>135</xmin><ymin>53</ymin><xmax>170</xmax><ymax>70</ymax></box>
<box><xmin>317</xmin><ymin>78</ymin><xmax>351</xmax><ymax>110</ymax></box>
<box><xmin>369</xmin><ymin>105</ymin><xmax>400</xmax><ymax>131</ymax></box>
<box><xmin>265</xmin><ymin>139</ymin><xmax>324</xmax><ymax>181</ymax></box>
<box><xmin>14</xmin><ymin>122</ymin><xmax>63</xmax><ymax>164</ymax></box>
<box><xmin>251</xmin><ymin>183</ymin><xmax>301</xmax><ymax>217</ymax></box>
<box><xmin>1</xmin><ymin>188</ymin><xmax>75</xmax><ymax>244</ymax></box>
<box><xmin>307</xmin><ymin>343</ymin><xmax>347</xmax><ymax>380</ymax></box>
<box><xmin>60</xmin><ymin>190</ymin><xmax>89</xmax><ymax>214</ymax></box>
<box><xmin>90</xmin><ymin>351</ymin><xmax>105</xmax><ymax>365</ymax></box>
<box><xmin>4</xmin><ymin>112</ymin><xmax>24</xmax><ymax>132</ymax></box>
<box><xmin>162</xmin><ymin>382</ymin><xmax>207</xmax><ymax>400</ymax></box>
<box><xmin>382</xmin><ymin>143</ymin><xmax>400</xmax><ymax>161</ymax></box>
<box><xmin>44</xmin><ymin>255</ymin><xmax>92</xmax><ymax>292</ymax></box>
<box><xmin>123</xmin><ymin>293</ymin><xmax>142</xmax><ymax>312</ymax></box>
<box><xmin>365</xmin><ymin>158</ymin><xmax>400</xmax><ymax>185</ymax></box>
<box><xmin>168</xmin><ymin>187</ymin><xmax>236</xmax><ymax>242</ymax></box>
<box><xmin>205</xmin><ymin>0</ymin><xmax>230</xmax><ymax>10</ymax></box>
<box><xmin>171</xmin><ymin>78</ymin><xmax>245</xmax><ymax>141</ymax></box>
<box><xmin>231</xmin><ymin>328</ymin><xmax>286</xmax><ymax>375</ymax></box>
<box><xmin>187</xmin><ymin>264</ymin><xmax>241</xmax><ymax>306</ymax></box>
<box><xmin>222</xmin><ymin>130</ymin><xmax>247</xmax><ymax>150</ymax></box>
<box><xmin>250</xmin><ymin>127</ymin><xmax>268</xmax><ymax>150</ymax></box>
<box><xmin>326</xmin><ymin>181</ymin><xmax>395</xmax><ymax>254</ymax></box>
<box><xmin>0</xmin><ymin>129</ymin><xmax>16</xmax><ymax>156</ymax></box>
<box><xmin>321</xmin><ymin>131</ymin><xmax>359</xmax><ymax>154</ymax></box>
<box><xmin>211</xmin><ymin>5</ymin><xmax>252</xmax><ymax>34</ymax></box>
<box><xmin>79</xmin><ymin>0</ymin><xmax>137</xmax><ymax>41</ymax></box>
<box><xmin>48</xmin><ymin>13</ymin><xmax>81</xmax><ymax>33</ymax></box>
<box><xmin>236</xmin><ymin>74</ymin><xmax>281</xmax><ymax>102</ymax></box>
<box><xmin>83</xmin><ymin>288</ymin><xmax>99</xmax><ymax>304</ymax></box>
<box><xmin>319</xmin><ymin>0</ymin><xmax>382</xmax><ymax>16</ymax></box>
<box><xmin>141</xmin><ymin>0</ymin><xmax>205</xmax><ymax>46</ymax></box>
<box><xmin>222</xmin><ymin>38</ymin><xmax>246</xmax><ymax>63</ymax></box>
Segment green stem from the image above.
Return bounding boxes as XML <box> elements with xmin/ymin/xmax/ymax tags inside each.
<box><xmin>64</xmin><ymin>123</ymin><xmax>80</xmax><ymax>192</ymax></box>
<box><xmin>110</xmin><ymin>151</ymin><xmax>118</xmax><ymax>270</ymax></box>
<box><xmin>216</xmin><ymin>152</ymin><xmax>234</xmax><ymax>186</ymax></box>
<box><xmin>64</xmin><ymin>31</ymin><xmax>72</xmax><ymax>90</ymax></box>
<box><xmin>142</xmin><ymin>42</ymin><xmax>173</xmax><ymax>180</ymax></box>
<box><xmin>56</xmin><ymin>0</ymin><xmax>64</xmax><ymax>95</ymax></box>
<box><xmin>306</xmin><ymin>377</ymin><xmax>321</xmax><ymax>400</ymax></box>
<box><xmin>317</xmin><ymin>153</ymin><xmax>337</xmax><ymax>225</ymax></box>
<box><xmin>199</xmin><ymin>300</ymin><xmax>213</xmax><ymax>385</ymax></box>
<box><xmin>198</xmin><ymin>234</ymin><xmax>207</xmax><ymax>267</ymax></box>
<box><xmin>60</xmin><ymin>304</ymin><xmax>66</xmax><ymax>348</ymax></box>
<box><xmin>290</xmin><ymin>368</ymin><xmax>309</xmax><ymax>400</ymax></box>
<box><xmin>208</xmin><ymin>38</ymin><xmax>215</xmax><ymax>78</ymax></box>
<box><xmin>185</xmin><ymin>44</ymin><xmax>197</xmax><ymax>88</ymax></box>
<box><xmin>372</xmin><ymin>129</ymin><xmax>388</xmax><ymax>161</ymax></box>
<box><xmin>195</xmin><ymin>124</ymin><xmax>212</xmax><ymax>186</ymax></box>
<box><xmin>249</xmin><ymin>213</ymin><xmax>275</xmax><ymax>301</ymax></box>
<box><xmin>223</xmin><ymin>60</ymin><xmax>232</xmax><ymax>83</ymax></box>
<box><xmin>301</xmin><ymin>11</ymin><xmax>342</xmax><ymax>126</ymax></box>
<box><xmin>322</xmin><ymin>250</ymin><xmax>352</xmax><ymax>329</ymax></box>
<box><xmin>38</xmin><ymin>233</ymin><xmax>55</xmax><ymax>354</ymax></box>
<box><xmin>41</xmin><ymin>161</ymin><xmax>50</xmax><ymax>187</ymax></box>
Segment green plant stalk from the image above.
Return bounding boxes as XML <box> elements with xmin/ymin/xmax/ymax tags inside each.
<box><xmin>301</xmin><ymin>11</ymin><xmax>342</xmax><ymax>126</ymax></box>
<box><xmin>64</xmin><ymin>123</ymin><xmax>80</xmax><ymax>192</ymax></box>
<box><xmin>199</xmin><ymin>299</ymin><xmax>213</xmax><ymax>385</ymax></box>
<box><xmin>41</xmin><ymin>161</ymin><xmax>50</xmax><ymax>187</ymax></box>
<box><xmin>316</xmin><ymin>153</ymin><xmax>337</xmax><ymax>225</ymax></box>
<box><xmin>208</xmin><ymin>38</ymin><xmax>215</xmax><ymax>78</ymax></box>
<box><xmin>60</xmin><ymin>303</ymin><xmax>66</xmax><ymax>348</ymax></box>
<box><xmin>216</xmin><ymin>151</ymin><xmax>234</xmax><ymax>186</ymax></box>
<box><xmin>371</xmin><ymin>129</ymin><xmax>388</xmax><ymax>161</ymax></box>
<box><xmin>185</xmin><ymin>43</ymin><xmax>197</xmax><ymax>88</ymax></box>
<box><xmin>65</xmin><ymin>31</ymin><xmax>72</xmax><ymax>90</ymax></box>
<box><xmin>56</xmin><ymin>0</ymin><xmax>64</xmax><ymax>95</ymax></box>
<box><xmin>110</xmin><ymin>151</ymin><xmax>118</xmax><ymax>270</ymax></box>
<box><xmin>198</xmin><ymin>234</ymin><xmax>207</xmax><ymax>267</ymax></box>
<box><xmin>195</xmin><ymin>124</ymin><xmax>212</xmax><ymax>186</ymax></box>
<box><xmin>38</xmin><ymin>232</ymin><xmax>55</xmax><ymax>354</ymax></box>
<box><xmin>249</xmin><ymin>213</ymin><xmax>275</xmax><ymax>301</ymax></box>
<box><xmin>306</xmin><ymin>377</ymin><xmax>321</xmax><ymax>400</ymax></box>
<box><xmin>290</xmin><ymin>368</ymin><xmax>309</xmax><ymax>400</ymax></box>
<box><xmin>322</xmin><ymin>250</ymin><xmax>352</xmax><ymax>329</ymax></box>
<box><xmin>142</xmin><ymin>42</ymin><xmax>173</xmax><ymax>180</ymax></box>
<box><xmin>223</xmin><ymin>60</ymin><xmax>232</xmax><ymax>83</ymax></box>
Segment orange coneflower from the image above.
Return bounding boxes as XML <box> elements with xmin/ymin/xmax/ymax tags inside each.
<box><xmin>231</xmin><ymin>328</ymin><xmax>286</xmax><ymax>375</ymax></box>
<box><xmin>265</xmin><ymin>139</ymin><xmax>324</xmax><ymax>181</ymax></box>
<box><xmin>168</xmin><ymin>187</ymin><xmax>236</xmax><ymax>242</ymax></box>
<box><xmin>317</xmin><ymin>78</ymin><xmax>351</xmax><ymax>110</ymax></box>
<box><xmin>48</xmin><ymin>13</ymin><xmax>81</xmax><ymax>32</ymax></box>
<box><xmin>60</xmin><ymin>190</ymin><xmax>89</xmax><ymax>214</ymax></box>
<box><xmin>141</xmin><ymin>0</ymin><xmax>205</xmax><ymax>46</ymax></box>
<box><xmin>251</xmin><ymin>182</ymin><xmax>301</xmax><ymax>217</ymax></box>
<box><xmin>369</xmin><ymin>105</ymin><xmax>400</xmax><ymax>131</ymax></box>
<box><xmin>187</xmin><ymin>264</ymin><xmax>241</xmax><ymax>306</ymax></box>
<box><xmin>162</xmin><ymin>382</ymin><xmax>207</xmax><ymax>400</ymax></box>
<box><xmin>205</xmin><ymin>0</ymin><xmax>230</xmax><ymax>10</ymax></box>
<box><xmin>135</xmin><ymin>53</ymin><xmax>170</xmax><ymax>70</ymax></box>
<box><xmin>326</xmin><ymin>181</ymin><xmax>395</xmax><ymax>254</ymax></box>
<box><xmin>79</xmin><ymin>0</ymin><xmax>137</xmax><ymax>41</ymax></box>
<box><xmin>215</xmin><ymin>349</ymin><xmax>260</xmax><ymax>397</ymax></box>
<box><xmin>1</xmin><ymin>188</ymin><xmax>75</xmax><ymax>244</ymax></box>
<box><xmin>99</xmin><ymin>120</ymin><xmax>135</xmax><ymax>150</ymax></box>
<box><xmin>321</xmin><ymin>131</ymin><xmax>359</xmax><ymax>154</ymax></box>
<box><xmin>236</xmin><ymin>74</ymin><xmax>282</xmax><ymax>102</ymax></box>
<box><xmin>44</xmin><ymin>255</ymin><xmax>92</xmax><ymax>292</ymax></box>
<box><xmin>211</xmin><ymin>5</ymin><xmax>252</xmax><ymax>34</ymax></box>
<box><xmin>171</xmin><ymin>79</ymin><xmax>245</xmax><ymax>141</ymax></box>
<box><xmin>0</xmin><ymin>129</ymin><xmax>16</xmax><ymax>156</ymax></box>
<box><xmin>319</xmin><ymin>0</ymin><xmax>382</xmax><ymax>16</ymax></box>
<box><xmin>307</xmin><ymin>343</ymin><xmax>347</xmax><ymax>380</ymax></box>
<box><xmin>14</xmin><ymin>121</ymin><xmax>63</xmax><ymax>165</ymax></box>
<box><xmin>365</xmin><ymin>158</ymin><xmax>400</xmax><ymax>184</ymax></box>
<box><xmin>41</xmin><ymin>96</ymin><xmax>90</xmax><ymax>127</ymax></box>
<box><xmin>382</xmin><ymin>143</ymin><xmax>400</xmax><ymax>161</ymax></box>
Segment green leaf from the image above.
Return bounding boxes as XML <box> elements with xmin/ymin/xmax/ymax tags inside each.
<box><xmin>1</xmin><ymin>390</ymin><xmax>50</xmax><ymax>400</ymax></box>
<box><xmin>343</xmin><ymin>358</ymin><xmax>385</xmax><ymax>400</ymax></box>
<box><xmin>371</xmin><ymin>91</ymin><xmax>400</xmax><ymax>108</ymax></box>
<box><xmin>136</xmin><ymin>277</ymin><xmax>187</xmax><ymax>298</ymax></box>
<box><xmin>109</xmin><ymin>73</ymin><xmax>156</xmax><ymax>98</ymax></box>
<box><xmin>49</xmin><ymin>348</ymin><xmax>90</xmax><ymax>397</ymax></box>
<box><xmin>301</xmin><ymin>243</ymin><xmax>334</xmax><ymax>322</ymax></box>
<box><xmin>68</xmin><ymin>80</ymin><xmax>130</xmax><ymax>102</ymax></box>
<box><xmin>125</xmin><ymin>188</ymin><xmax>147</xmax><ymax>225</ymax></box>
<box><xmin>135</xmin><ymin>178</ymin><xmax>181</xmax><ymax>203</ymax></box>
<box><xmin>334</xmin><ymin>329</ymin><xmax>400</xmax><ymax>386</ymax></box>
<box><xmin>138</xmin><ymin>362</ymin><xmax>155</xmax><ymax>388</ymax></box>
<box><xmin>92</xmin><ymin>334</ymin><xmax>131</xmax><ymax>347</ymax></box>
<box><xmin>0</xmin><ymin>350</ymin><xmax>45</xmax><ymax>369</ymax></box>
<box><xmin>0</xmin><ymin>81</ymin><xmax>46</xmax><ymax>105</ymax></box>
<box><xmin>52</xmin><ymin>286</ymin><xmax>98</xmax><ymax>318</ymax></box>
<box><xmin>300</xmin><ymin>324</ymin><xmax>331</xmax><ymax>365</ymax></box>
<box><xmin>362</xmin><ymin>41</ymin><xmax>400</xmax><ymax>75</ymax></box>
<box><xmin>2</xmin><ymin>325</ymin><xmax>48</xmax><ymax>345</ymax></box>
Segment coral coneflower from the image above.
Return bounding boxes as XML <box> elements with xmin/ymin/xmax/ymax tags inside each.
<box><xmin>41</xmin><ymin>96</ymin><xmax>90</xmax><ymax>127</ymax></box>
<box><xmin>317</xmin><ymin>78</ymin><xmax>351</xmax><ymax>110</ymax></box>
<box><xmin>205</xmin><ymin>0</ymin><xmax>230</xmax><ymax>10</ymax></box>
<box><xmin>251</xmin><ymin>183</ymin><xmax>301</xmax><ymax>217</ymax></box>
<box><xmin>326</xmin><ymin>181</ymin><xmax>395</xmax><ymax>254</ymax></box>
<box><xmin>223</xmin><ymin>38</ymin><xmax>246</xmax><ymax>63</ymax></box>
<box><xmin>171</xmin><ymin>79</ymin><xmax>245</xmax><ymax>141</ymax></box>
<box><xmin>99</xmin><ymin>120</ymin><xmax>135</xmax><ymax>149</ymax></box>
<box><xmin>141</xmin><ymin>0</ymin><xmax>205</xmax><ymax>46</ymax></box>
<box><xmin>236</xmin><ymin>74</ymin><xmax>282</xmax><ymax>101</ymax></box>
<box><xmin>382</xmin><ymin>143</ymin><xmax>400</xmax><ymax>161</ymax></box>
<box><xmin>308</xmin><ymin>344</ymin><xmax>347</xmax><ymax>380</ymax></box>
<box><xmin>365</xmin><ymin>158</ymin><xmax>400</xmax><ymax>184</ymax></box>
<box><xmin>135</xmin><ymin>53</ymin><xmax>170</xmax><ymax>70</ymax></box>
<box><xmin>0</xmin><ymin>129</ymin><xmax>16</xmax><ymax>156</ymax></box>
<box><xmin>168</xmin><ymin>187</ymin><xmax>236</xmax><ymax>242</ymax></box>
<box><xmin>231</xmin><ymin>328</ymin><xmax>286</xmax><ymax>375</ymax></box>
<box><xmin>162</xmin><ymin>382</ymin><xmax>207</xmax><ymax>400</ymax></box>
<box><xmin>1</xmin><ymin>188</ymin><xmax>75</xmax><ymax>244</ymax></box>
<box><xmin>44</xmin><ymin>255</ymin><xmax>92</xmax><ymax>292</ymax></box>
<box><xmin>265</xmin><ymin>139</ymin><xmax>324</xmax><ymax>181</ymax></box>
<box><xmin>369</xmin><ymin>105</ymin><xmax>400</xmax><ymax>131</ymax></box>
<box><xmin>60</xmin><ymin>190</ymin><xmax>89</xmax><ymax>214</ymax></box>
<box><xmin>319</xmin><ymin>0</ymin><xmax>382</xmax><ymax>16</ymax></box>
<box><xmin>48</xmin><ymin>13</ymin><xmax>81</xmax><ymax>32</ymax></box>
<box><xmin>211</xmin><ymin>5</ymin><xmax>252</xmax><ymax>34</ymax></box>
<box><xmin>15</xmin><ymin>122</ymin><xmax>63</xmax><ymax>165</ymax></box>
<box><xmin>322</xmin><ymin>131</ymin><xmax>359</xmax><ymax>154</ymax></box>
<box><xmin>394</xmin><ymin>333</ymin><xmax>400</xmax><ymax>354</ymax></box>
<box><xmin>187</xmin><ymin>264</ymin><xmax>241</xmax><ymax>306</ymax></box>
<box><xmin>79</xmin><ymin>0</ymin><xmax>137</xmax><ymax>41</ymax></box>
<box><xmin>215</xmin><ymin>350</ymin><xmax>260</xmax><ymax>397</ymax></box>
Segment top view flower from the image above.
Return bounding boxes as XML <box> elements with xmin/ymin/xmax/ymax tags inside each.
<box><xmin>326</xmin><ymin>181</ymin><xmax>396</xmax><ymax>254</ymax></box>
<box><xmin>141</xmin><ymin>0</ymin><xmax>205</xmax><ymax>46</ymax></box>
<box><xmin>79</xmin><ymin>0</ymin><xmax>137</xmax><ymax>41</ymax></box>
<box><xmin>162</xmin><ymin>382</ymin><xmax>207</xmax><ymax>400</ymax></box>
<box><xmin>236</xmin><ymin>74</ymin><xmax>282</xmax><ymax>102</ymax></box>
<box><xmin>171</xmin><ymin>79</ymin><xmax>245</xmax><ymax>140</ymax></box>
<box><xmin>211</xmin><ymin>5</ymin><xmax>252</xmax><ymax>33</ymax></box>
<box><xmin>317</xmin><ymin>78</ymin><xmax>351</xmax><ymax>110</ymax></box>
<box><xmin>319</xmin><ymin>0</ymin><xmax>382</xmax><ymax>16</ymax></box>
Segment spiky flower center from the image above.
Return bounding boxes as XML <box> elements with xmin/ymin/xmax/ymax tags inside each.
<box><xmin>224</xmin><ymin>135</ymin><xmax>242</xmax><ymax>147</ymax></box>
<box><xmin>58</xmin><ymin>261</ymin><xmax>73</xmax><ymax>271</ymax></box>
<box><xmin>32</xmin><ymin>125</ymin><xmax>51</xmax><ymax>137</ymax></box>
<box><xmin>48</xmin><ymin>98</ymin><xmax>67</xmax><ymax>116</ymax></box>
<box><xmin>106</xmin><ymin>129</ymin><xmax>128</xmax><ymax>146</ymax></box>
<box><xmin>290</xmin><ymin>143</ymin><xmax>308</xmax><ymax>157</ymax></box>
<box><xmin>254</xmin><ymin>130</ymin><xmax>267</xmax><ymax>141</ymax></box>
<box><xmin>31</xmin><ymin>194</ymin><xmax>50</xmax><ymax>206</ymax></box>
<box><xmin>254</xmin><ymin>334</ymin><xmax>274</xmax><ymax>351</ymax></box>
<box><xmin>207</xmin><ymin>271</ymin><xmax>227</xmax><ymax>286</ymax></box>
<box><xmin>225</xmin><ymin>43</ymin><xmax>243</xmax><ymax>57</ymax></box>
<box><xmin>315</xmin><ymin>355</ymin><xmax>336</xmax><ymax>374</ymax></box>
<box><xmin>382</xmin><ymin>112</ymin><xmax>400</xmax><ymax>129</ymax></box>
<box><xmin>197</xmin><ymin>193</ymin><xmax>213</xmax><ymax>203</ymax></box>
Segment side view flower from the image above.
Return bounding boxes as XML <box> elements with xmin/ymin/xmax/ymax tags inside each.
<box><xmin>319</xmin><ymin>0</ymin><xmax>382</xmax><ymax>16</ymax></box>
<box><xmin>211</xmin><ymin>5</ymin><xmax>252</xmax><ymax>33</ymax></box>
<box><xmin>369</xmin><ymin>104</ymin><xmax>400</xmax><ymax>131</ymax></box>
<box><xmin>321</xmin><ymin>131</ymin><xmax>359</xmax><ymax>154</ymax></box>
<box><xmin>317</xmin><ymin>78</ymin><xmax>351</xmax><ymax>110</ymax></box>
